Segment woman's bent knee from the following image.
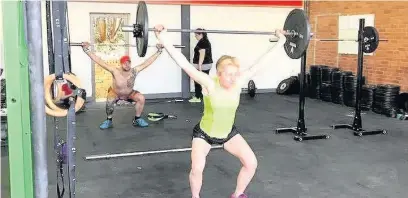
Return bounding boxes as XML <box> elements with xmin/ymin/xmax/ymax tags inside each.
<box><xmin>244</xmin><ymin>154</ymin><xmax>258</xmax><ymax>171</ymax></box>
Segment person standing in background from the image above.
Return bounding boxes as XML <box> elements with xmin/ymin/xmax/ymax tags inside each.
<box><xmin>190</xmin><ymin>28</ymin><xmax>213</xmax><ymax>103</ymax></box>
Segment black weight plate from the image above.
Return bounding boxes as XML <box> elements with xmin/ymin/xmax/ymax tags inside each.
<box><xmin>276</xmin><ymin>78</ymin><xmax>292</xmax><ymax>95</ymax></box>
<box><xmin>136</xmin><ymin>1</ymin><xmax>149</xmax><ymax>57</ymax></box>
<box><xmin>283</xmin><ymin>9</ymin><xmax>311</xmax><ymax>59</ymax></box>
<box><xmin>362</xmin><ymin>26</ymin><xmax>379</xmax><ymax>53</ymax></box>
<box><xmin>248</xmin><ymin>80</ymin><xmax>256</xmax><ymax>98</ymax></box>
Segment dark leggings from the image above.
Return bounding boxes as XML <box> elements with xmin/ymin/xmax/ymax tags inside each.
<box><xmin>194</xmin><ymin>69</ymin><xmax>210</xmax><ymax>99</ymax></box>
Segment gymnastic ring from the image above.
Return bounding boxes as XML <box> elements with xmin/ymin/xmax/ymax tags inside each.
<box><xmin>44</xmin><ymin>74</ymin><xmax>85</xmax><ymax>117</ymax></box>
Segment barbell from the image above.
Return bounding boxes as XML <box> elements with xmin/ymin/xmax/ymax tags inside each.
<box><xmin>120</xmin><ymin>1</ymin><xmax>311</xmax><ymax>59</ymax></box>
<box><xmin>107</xmin><ymin>1</ymin><xmax>386</xmax><ymax>59</ymax></box>
<box><xmin>69</xmin><ymin>42</ymin><xmax>185</xmax><ymax>49</ymax></box>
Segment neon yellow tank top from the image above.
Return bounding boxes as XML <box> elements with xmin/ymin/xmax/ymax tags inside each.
<box><xmin>199</xmin><ymin>77</ymin><xmax>240</xmax><ymax>139</ymax></box>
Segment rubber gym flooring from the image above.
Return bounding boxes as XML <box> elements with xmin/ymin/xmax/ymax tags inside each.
<box><xmin>2</xmin><ymin>93</ymin><xmax>408</xmax><ymax>198</ymax></box>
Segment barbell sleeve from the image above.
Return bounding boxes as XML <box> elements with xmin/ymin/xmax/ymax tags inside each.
<box><xmin>69</xmin><ymin>42</ymin><xmax>185</xmax><ymax>48</ymax></box>
<box><xmin>121</xmin><ymin>25</ymin><xmax>134</xmax><ymax>32</ymax></box>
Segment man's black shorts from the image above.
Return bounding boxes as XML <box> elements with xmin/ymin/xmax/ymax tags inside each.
<box><xmin>192</xmin><ymin>123</ymin><xmax>239</xmax><ymax>145</ymax></box>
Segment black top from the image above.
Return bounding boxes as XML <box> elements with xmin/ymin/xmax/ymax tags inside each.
<box><xmin>193</xmin><ymin>39</ymin><xmax>213</xmax><ymax>64</ymax></box>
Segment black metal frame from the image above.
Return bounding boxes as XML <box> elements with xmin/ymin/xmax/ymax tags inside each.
<box><xmin>46</xmin><ymin>1</ymin><xmax>55</xmax><ymax>74</ymax></box>
<box><xmin>331</xmin><ymin>19</ymin><xmax>387</xmax><ymax>136</ymax></box>
<box><xmin>51</xmin><ymin>0</ymin><xmax>71</xmax><ymax>80</ymax></box>
<box><xmin>48</xmin><ymin>1</ymin><xmax>77</xmax><ymax>197</ymax></box>
<box><xmin>66</xmin><ymin>99</ymin><xmax>77</xmax><ymax>198</ymax></box>
<box><xmin>275</xmin><ymin>52</ymin><xmax>330</xmax><ymax>141</ymax></box>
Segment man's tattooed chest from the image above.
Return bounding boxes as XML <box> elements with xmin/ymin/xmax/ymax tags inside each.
<box><xmin>126</xmin><ymin>70</ymin><xmax>138</xmax><ymax>88</ymax></box>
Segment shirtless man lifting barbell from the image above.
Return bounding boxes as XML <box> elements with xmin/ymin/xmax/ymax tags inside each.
<box><xmin>81</xmin><ymin>42</ymin><xmax>164</xmax><ymax>129</ymax></box>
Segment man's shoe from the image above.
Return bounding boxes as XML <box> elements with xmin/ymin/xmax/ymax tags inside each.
<box><xmin>100</xmin><ymin>120</ymin><xmax>113</xmax><ymax>129</ymax></box>
<box><xmin>133</xmin><ymin>118</ymin><xmax>149</xmax><ymax>127</ymax></box>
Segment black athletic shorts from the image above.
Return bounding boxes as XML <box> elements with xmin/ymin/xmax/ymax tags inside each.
<box><xmin>192</xmin><ymin>123</ymin><xmax>239</xmax><ymax>145</ymax></box>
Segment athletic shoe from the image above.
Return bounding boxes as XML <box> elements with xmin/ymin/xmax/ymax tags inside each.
<box><xmin>189</xmin><ymin>97</ymin><xmax>201</xmax><ymax>103</ymax></box>
<box><xmin>99</xmin><ymin>120</ymin><xmax>113</xmax><ymax>129</ymax></box>
<box><xmin>133</xmin><ymin>118</ymin><xmax>149</xmax><ymax>127</ymax></box>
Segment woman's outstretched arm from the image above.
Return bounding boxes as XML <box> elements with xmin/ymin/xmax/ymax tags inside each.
<box><xmin>237</xmin><ymin>30</ymin><xmax>287</xmax><ymax>86</ymax></box>
<box><xmin>154</xmin><ymin>25</ymin><xmax>215</xmax><ymax>90</ymax></box>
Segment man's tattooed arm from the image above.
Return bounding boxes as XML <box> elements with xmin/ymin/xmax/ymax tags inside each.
<box><xmin>134</xmin><ymin>50</ymin><xmax>162</xmax><ymax>73</ymax></box>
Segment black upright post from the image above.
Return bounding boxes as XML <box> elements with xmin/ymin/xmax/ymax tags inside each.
<box><xmin>352</xmin><ymin>18</ymin><xmax>365</xmax><ymax>130</ymax></box>
<box><xmin>275</xmin><ymin>53</ymin><xmax>329</xmax><ymax>142</ymax></box>
<box><xmin>331</xmin><ymin>18</ymin><xmax>386</xmax><ymax>136</ymax></box>
<box><xmin>181</xmin><ymin>5</ymin><xmax>191</xmax><ymax>99</ymax></box>
<box><xmin>297</xmin><ymin>53</ymin><xmax>307</xmax><ymax>133</ymax></box>
<box><xmin>46</xmin><ymin>1</ymin><xmax>55</xmax><ymax>74</ymax></box>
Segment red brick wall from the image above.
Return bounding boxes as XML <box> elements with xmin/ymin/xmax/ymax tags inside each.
<box><xmin>306</xmin><ymin>1</ymin><xmax>408</xmax><ymax>92</ymax></box>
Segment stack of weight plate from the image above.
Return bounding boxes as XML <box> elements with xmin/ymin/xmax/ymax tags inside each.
<box><xmin>1</xmin><ymin>79</ymin><xmax>6</xmax><ymax>109</ymax></box>
<box><xmin>343</xmin><ymin>75</ymin><xmax>357</xmax><ymax>107</ymax></box>
<box><xmin>320</xmin><ymin>66</ymin><xmax>334</xmax><ymax>84</ymax></box>
<box><xmin>319</xmin><ymin>66</ymin><xmax>331</xmax><ymax>102</ymax></box>
<box><xmin>373</xmin><ymin>84</ymin><xmax>400</xmax><ymax>116</ymax></box>
<box><xmin>320</xmin><ymin>83</ymin><xmax>332</xmax><ymax>102</ymax></box>
<box><xmin>309</xmin><ymin>65</ymin><xmax>322</xmax><ymax>99</ymax></box>
<box><xmin>341</xmin><ymin>71</ymin><xmax>353</xmax><ymax>83</ymax></box>
<box><xmin>331</xmin><ymin>70</ymin><xmax>344</xmax><ymax>104</ymax></box>
<box><xmin>361</xmin><ymin>85</ymin><xmax>376</xmax><ymax>111</ymax></box>
<box><xmin>320</xmin><ymin>66</ymin><xmax>340</xmax><ymax>102</ymax></box>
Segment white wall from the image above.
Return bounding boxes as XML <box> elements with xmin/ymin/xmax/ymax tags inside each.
<box><xmin>41</xmin><ymin>2</ymin><xmax>182</xmax><ymax>97</ymax></box>
<box><xmin>38</xmin><ymin>2</ymin><xmax>301</xmax><ymax>98</ymax></box>
<box><xmin>0</xmin><ymin>2</ymin><xmax>4</xmax><ymax>77</ymax></box>
<box><xmin>190</xmin><ymin>6</ymin><xmax>300</xmax><ymax>90</ymax></box>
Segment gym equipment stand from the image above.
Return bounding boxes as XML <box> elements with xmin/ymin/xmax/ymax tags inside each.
<box><xmin>331</xmin><ymin>18</ymin><xmax>387</xmax><ymax>136</ymax></box>
<box><xmin>275</xmin><ymin>52</ymin><xmax>330</xmax><ymax>142</ymax></box>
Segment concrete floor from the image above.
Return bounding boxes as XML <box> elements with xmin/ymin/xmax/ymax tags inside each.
<box><xmin>2</xmin><ymin>93</ymin><xmax>408</xmax><ymax>198</ymax></box>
